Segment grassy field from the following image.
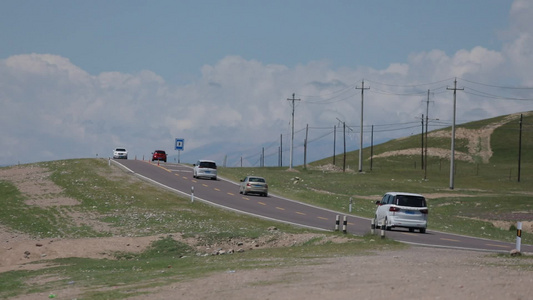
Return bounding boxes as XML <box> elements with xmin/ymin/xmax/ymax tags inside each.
<box><xmin>0</xmin><ymin>112</ymin><xmax>531</xmax><ymax>299</ymax></box>
<box><xmin>0</xmin><ymin>158</ymin><xmax>402</xmax><ymax>299</ymax></box>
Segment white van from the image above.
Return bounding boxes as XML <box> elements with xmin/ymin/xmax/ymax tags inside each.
<box><xmin>374</xmin><ymin>192</ymin><xmax>428</xmax><ymax>233</ymax></box>
<box><xmin>193</xmin><ymin>160</ymin><xmax>217</xmax><ymax>180</ymax></box>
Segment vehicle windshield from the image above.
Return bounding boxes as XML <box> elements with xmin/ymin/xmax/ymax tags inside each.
<box><xmin>395</xmin><ymin>195</ymin><xmax>426</xmax><ymax>207</ymax></box>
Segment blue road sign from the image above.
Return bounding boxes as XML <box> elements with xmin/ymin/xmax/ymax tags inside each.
<box><xmin>175</xmin><ymin>138</ymin><xmax>184</xmax><ymax>151</ymax></box>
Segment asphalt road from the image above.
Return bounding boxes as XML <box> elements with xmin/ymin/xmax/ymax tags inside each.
<box><xmin>114</xmin><ymin>159</ymin><xmax>533</xmax><ymax>253</ymax></box>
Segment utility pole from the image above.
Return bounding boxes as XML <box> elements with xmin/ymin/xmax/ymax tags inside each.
<box><xmin>424</xmin><ymin>90</ymin><xmax>430</xmax><ymax>180</ymax></box>
<box><xmin>336</xmin><ymin>117</ymin><xmax>353</xmax><ymax>172</ymax></box>
<box><xmin>447</xmin><ymin>78</ymin><xmax>463</xmax><ymax>190</ymax></box>
<box><xmin>304</xmin><ymin>124</ymin><xmax>309</xmax><ymax>169</ymax></box>
<box><xmin>333</xmin><ymin>125</ymin><xmax>336</xmax><ymax>166</ymax></box>
<box><xmin>279</xmin><ymin>134</ymin><xmax>283</xmax><ymax>167</ymax></box>
<box><xmin>356</xmin><ymin>80</ymin><xmax>370</xmax><ymax>172</ymax></box>
<box><xmin>287</xmin><ymin>93</ymin><xmax>300</xmax><ymax>169</ymax></box>
<box><xmin>343</xmin><ymin>122</ymin><xmax>346</xmax><ymax>172</ymax></box>
<box><xmin>261</xmin><ymin>147</ymin><xmax>264</xmax><ymax>167</ymax></box>
<box><xmin>370</xmin><ymin>125</ymin><xmax>374</xmax><ymax>171</ymax></box>
<box><xmin>421</xmin><ymin>114</ymin><xmax>424</xmax><ymax>170</ymax></box>
<box><xmin>518</xmin><ymin>114</ymin><xmax>523</xmax><ymax>182</ymax></box>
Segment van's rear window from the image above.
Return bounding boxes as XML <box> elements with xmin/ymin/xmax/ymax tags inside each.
<box><xmin>396</xmin><ymin>196</ymin><xmax>426</xmax><ymax>207</ymax></box>
<box><xmin>200</xmin><ymin>162</ymin><xmax>217</xmax><ymax>169</ymax></box>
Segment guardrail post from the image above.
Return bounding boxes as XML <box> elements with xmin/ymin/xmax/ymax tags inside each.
<box><xmin>516</xmin><ymin>221</ymin><xmax>522</xmax><ymax>253</ymax></box>
<box><xmin>342</xmin><ymin>216</ymin><xmax>347</xmax><ymax>234</ymax></box>
<box><xmin>335</xmin><ymin>215</ymin><xmax>339</xmax><ymax>231</ymax></box>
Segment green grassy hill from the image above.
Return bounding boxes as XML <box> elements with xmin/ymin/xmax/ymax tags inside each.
<box><xmin>313</xmin><ymin>111</ymin><xmax>533</xmax><ymax>178</ymax></box>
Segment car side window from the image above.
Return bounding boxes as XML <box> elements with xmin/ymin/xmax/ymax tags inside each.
<box><xmin>381</xmin><ymin>195</ymin><xmax>388</xmax><ymax>204</ymax></box>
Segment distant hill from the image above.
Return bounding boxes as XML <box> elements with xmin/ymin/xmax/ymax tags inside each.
<box><xmin>311</xmin><ymin>111</ymin><xmax>533</xmax><ymax>169</ymax></box>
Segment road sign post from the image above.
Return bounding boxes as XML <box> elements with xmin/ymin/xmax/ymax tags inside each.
<box><xmin>175</xmin><ymin>138</ymin><xmax>184</xmax><ymax>163</ymax></box>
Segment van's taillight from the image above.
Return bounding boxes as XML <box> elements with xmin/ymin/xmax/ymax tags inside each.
<box><xmin>420</xmin><ymin>209</ymin><xmax>428</xmax><ymax>214</ymax></box>
<box><xmin>389</xmin><ymin>207</ymin><xmax>401</xmax><ymax>212</ymax></box>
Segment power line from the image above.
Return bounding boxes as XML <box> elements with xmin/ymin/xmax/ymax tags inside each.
<box><xmin>459</xmin><ymin>77</ymin><xmax>533</xmax><ymax>90</ymax></box>
<box><xmin>365</xmin><ymin>77</ymin><xmax>455</xmax><ymax>88</ymax></box>
<box><xmin>464</xmin><ymin>87</ymin><xmax>533</xmax><ymax>101</ymax></box>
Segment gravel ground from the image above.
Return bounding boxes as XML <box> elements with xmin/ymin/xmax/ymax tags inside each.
<box><xmin>3</xmin><ymin>237</ymin><xmax>532</xmax><ymax>300</ymax></box>
<box><xmin>124</xmin><ymin>246</ymin><xmax>533</xmax><ymax>300</ymax></box>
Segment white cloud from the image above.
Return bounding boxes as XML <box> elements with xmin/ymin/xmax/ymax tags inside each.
<box><xmin>1</xmin><ymin>1</ymin><xmax>533</xmax><ymax>166</ymax></box>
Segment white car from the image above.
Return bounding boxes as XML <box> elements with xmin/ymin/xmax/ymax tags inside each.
<box><xmin>193</xmin><ymin>160</ymin><xmax>217</xmax><ymax>180</ymax></box>
<box><xmin>113</xmin><ymin>148</ymin><xmax>128</xmax><ymax>159</ymax></box>
<box><xmin>374</xmin><ymin>192</ymin><xmax>428</xmax><ymax>233</ymax></box>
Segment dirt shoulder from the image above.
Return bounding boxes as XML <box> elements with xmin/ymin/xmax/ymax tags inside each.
<box><xmin>11</xmin><ymin>246</ymin><xmax>532</xmax><ymax>300</ymax></box>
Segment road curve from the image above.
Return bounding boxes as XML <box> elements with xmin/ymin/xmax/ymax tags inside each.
<box><xmin>113</xmin><ymin>159</ymin><xmax>533</xmax><ymax>253</ymax></box>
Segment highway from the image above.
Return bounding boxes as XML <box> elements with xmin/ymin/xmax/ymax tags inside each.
<box><xmin>114</xmin><ymin>159</ymin><xmax>533</xmax><ymax>253</ymax></box>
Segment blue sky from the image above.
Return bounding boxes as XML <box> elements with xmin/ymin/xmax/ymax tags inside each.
<box><xmin>1</xmin><ymin>0</ymin><xmax>533</xmax><ymax>166</ymax></box>
<box><xmin>1</xmin><ymin>0</ymin><xmax>509</xmax><ymax>82</ymax></box>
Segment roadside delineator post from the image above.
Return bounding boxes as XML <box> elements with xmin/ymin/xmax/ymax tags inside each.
<box><xmin>342</xmin><ymin>216</ymin><xmax>347</xmax><ymax>234</ymax></box>
<box><xmin>191</xmin><ymin>186</ymin><xmax>195</xmax><ymax>203</ymax></box>
<box><xmin>335</xmin><ymin>215</ymin><xmax>340</xmax><ymax>231</ymax></box>
<box><xmin>349</xmin><ymin>197</ymin><xmax>353</xmax><ymax>213</ymax></box>
<box><xmin>380</xmin><ymin>222</ymin><xmax>386</xmax><ymax>239</ymax></box>
<box><xmin>371</xmin><ymin>219</ymin><xmax>375</xmax><ymax>235</ymax></box>
<box><xmin>516</xmin><ymin>221</ymin><xmax>522</xmax><ymax>253</ymax></box>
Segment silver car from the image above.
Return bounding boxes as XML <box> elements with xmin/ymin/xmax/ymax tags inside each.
<box><xmin>239</xmin><ymin>176</ymin><xmax>268</xmax><ymax>197</ymax></box>
<box><xmin>374</xmin><ymin>192</ymin><xmax>428</xmax><ymax>233</ymax></box>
